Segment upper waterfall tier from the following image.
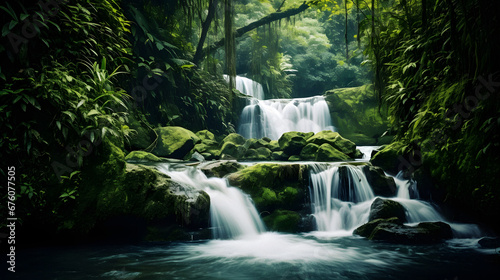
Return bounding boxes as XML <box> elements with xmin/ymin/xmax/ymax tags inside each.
<box><xmin>239</xmin><ymin>96</ymin><xmax>336</xmax><ymax>140</ymax></box>
<box><xmin>224</xmin><ymin>75</ymin><xmax>265</xmax><ymax>100</ymax></box>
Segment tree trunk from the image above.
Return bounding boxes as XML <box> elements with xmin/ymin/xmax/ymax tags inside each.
<box><xmin>224</xmin><ymin>0</ymin><xmax>236</xmax><ymax>91</ymax></box>
<box><xmin>193</xmin><ymin>0</ymin><xmax>219</xmax><ymax>65</ymax></box>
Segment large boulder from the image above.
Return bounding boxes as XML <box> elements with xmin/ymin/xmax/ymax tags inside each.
<box><xmin>370</xmin><ymin>141</ymin><xmax>406</xmax><ymax>175</ymax></box>
<box><xmin>324</xmin><ymin>85</ymin><xmax>389</xmax><ymax>145</ymax></box>
<box><xmin>152</xmin><ymin>126</ymin><xmax>201</xmax><ymax>159</ymax></box>
<box><xmin>354</xmin><ymin>218</ymin><xmax>453</xmax><ymax>244</ymax></box>
<box><xmin>368</xmin><ymin>198</ymin><xmax>407</xmax><ymax>222</ymax></box>
<box><xmin>278</xmin><ymin>131</ymin><xmax>314</xmax><ymax>155</ymax></box>
<box><xmin>300</xmin><ymin>143</ymin><xmax>320</xmax><ymax>160</ymax></box>
<box><xmin>125</xmin><ymin>151</ymin><xmax>164</xmax><ymax>162</ymax></box>
<box><xmin>243</xmin><ymin>147</ymin><xmax>272</xmax><ymax>160</ymax></box>
<box><xmin>307</xmin><ymin>130</ymin><xmax>356</xmax><ymax>156</ymax></box>
<box><xmin>199</xmin><ymin>160</ymin><xmax>244</xmax><ymax>178</ymax></box>
<box><xmin>362</xmin><ymin>164</ymin><xmax>398</xmax><ymax>197</ymax></box>
<box><xmin>195</xmin><ymin>130</ymin><xmax>216</xmax><ymax>141</ymax></box>
<box><xmin>227</xmin><ymin>163</ymin><xmax>306</xmax><ymax>212</ymax></box>
<box><xmin>219</xmin><ymin>133</ymin><xmax>247</xmax><ymax>159</ymax></box>
<box><xmin>315</xmin><ymin>143</ymin><xmax>350</xmax><ymax>161</ymax></box>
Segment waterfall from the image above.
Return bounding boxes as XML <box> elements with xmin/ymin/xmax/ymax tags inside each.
<box><xmin>308</xmin><ymin>163</ymin><xmax>482</xmax><ymax>237</ymax></box>
<box><xmin>155</xmin><ymin>163</ymin><xmax>266</xmax><ymax>239</ymax></box>
<box><xmin>224</xmin><ymin>75</ymin><xmax>265</xmax><ymax>100</ymax></box>
<box><xmin>239</xmin><ymin>96</ymin><xmax>336</xmax><ymax>140</ymax></box>
<box><xmin>309</xmin><ymin>164</ymin><xmax>374</xmax><ymax>232</ymax></box>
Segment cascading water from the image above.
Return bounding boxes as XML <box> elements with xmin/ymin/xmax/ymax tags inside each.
<box><xmin>231</xmin><ymin>75</ymin><xmax>336</xmax><ymax>140</ymax></box>
<box><xmin>155</xmin><ymin>163</ymin><xmax>265</xmax><ymax>239</ymax></box>
<box><xmin>239</xmin><ymin>96</ymin><xmax>336</xmax><ymax>140</ymax></box>
<box><xmin>309</xmin><ymin>164</ymin><xmax>374</xmax><ymax>232</ymax></box>
<box><xmin>308</xmin><ymin>163</ymin><xmax>482</xmax><ymax>237</ymax></box>
<box><xmin>224</xmin><ymin>75</ymin><xmax>265</xmax><ymax>100</ymax></box>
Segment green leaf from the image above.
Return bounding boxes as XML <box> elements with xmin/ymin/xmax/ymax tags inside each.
<box><xmin>56</xmin><ymin>121</ymin><xmax>61</xmax><ymax>130</ymax></box>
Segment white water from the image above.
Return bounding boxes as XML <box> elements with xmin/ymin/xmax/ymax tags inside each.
<box><xmin>356</xmin><ymin>146</ymin><xmax>380</xmax><ymax>161</ymax></box>
<box><xmin>155</xmin><ymin>163</ymin><xmax>265</xmax><ymax>239</ymax></box>
<box><xmin>224</xmin><ymin>75</ymin><xmax>265</xmax><ymax>100</ymax></box>
<box><xmin>239</xmin><ymin>96</ymin><xmax>336</xmax><ymax>140</ymax></box>
<box><xmin>309</xmin><ymin>163</ymin><xmax>482</xmax><ymax>238</ymax></box>
<box><xmin>232</xmin><ymin>76</ymin><xmax>336</xmax><ymax>140</ymax></box>
<box><xmin>309</xmin><ymin>164</ymin><xmax>375</xmax><ymax>232</ymax></box>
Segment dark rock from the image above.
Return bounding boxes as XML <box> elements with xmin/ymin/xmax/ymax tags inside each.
<box><xmin>199</xmin><ymin>160</ymin><xmax>244</xmax><ymax>178</ymax></box>
<box><xmin>370</xmin><ymin>141</ymin><xmax>406</xmax><ymax>175</ymax></box>
<box><xmin>353</xmin><ymin>217</ymin><xmax>402</xmax><ymax>237</ymax></box>
<box><xmin>369</xmin><ymin>198</ymin><xmax>407</xmax><ymax>222</ymax></box>
<box><xmin>362</xmin><ymin>165</ymin><xmax>397</xmax><ymax>197</ymax></box>
<box><xmin>478</xmin><ymin>237</ymin><xmax>500</xmax><ymax>248</ymax></box>
<box><xmin>272</xmin><ymin>151</ymin><xmax>289</xmax><ymax>160</ymax></box>
<box><xmin>355</xmin><ymin>218</ymin><xmax>453</xmax><ymax>244</ymax></box>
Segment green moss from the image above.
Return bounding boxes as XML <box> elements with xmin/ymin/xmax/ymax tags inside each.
<box><xmin>263</xmin><ymin>210</ymin><xmax>301</xmax><ymax>233</ymax></box>
<box><xmin>227</xmin><ymin>163</ymin><xmax>305</xmax><ymax>212</ymax></box>
<box><xmin>195</xmin><ymin>130</ymin><xmax>215</xmax><ymax>141</ymax></box>
<box><xmin>370</xmin><ymin>141</ymin><xmax>405</xmax><ymax>174</ymax></box>
<box><xmin>125</xmin><ymin>151</ymin><xmax>164</xmax><ymax>162</ymax></box>
<box><xmin>307</xmin><ymin>131</ymin><xmax>356</xmax><ymax>156</ymax></box>
<box><xmin>288</xmin><ymin>155</ymin><xmax>301</xmax><ymax>161</ymax></box>
<box><xmin>315</xmin><ymin>143</ymin><xmax>350</xmax><ymax>161</ymax></box>
<box><xmin>324</xmin><ymin>85</ymin><xmax>388</xmax><ymax>145</ymax></box>
<box><xmin>271</xmin><ymin>151</ymin><xmax>288</xmax><ymax>160</ymax></box>
<box><xmin>278</xmin><ymin>131</ymin><xmax>313</xmax><ymax>155</ymax></box>
<box><xmin>221</xmin><ymin>133</ymin><xmax>246</xmax><ymax>146</ymax></box>
<box><xmin>300</xmin><ymin>143</ymin><xmax>320</xmax><ymax>160</ymax></box>
<box><xmin>152</xmin><ymin>126</ymin><xmax>201</xmax><ymax>159</ymax></box>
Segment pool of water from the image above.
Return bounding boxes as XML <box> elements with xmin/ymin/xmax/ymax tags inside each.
<box><xmin>8</xmin><ymin>233</ymin><xmax>499</xmax><ymax>280</ymax></box>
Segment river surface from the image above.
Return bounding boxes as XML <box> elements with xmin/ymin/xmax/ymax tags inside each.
<box><xmin>8</xmin><ymin>233</ymin><xmax>499</xmax><ymax>279</ymax></box>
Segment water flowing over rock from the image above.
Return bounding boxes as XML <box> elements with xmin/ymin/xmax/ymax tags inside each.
<box><xmin>156</xmin><ymin>163</ymin><xmax>265</xmax><ymax>239</ymax></box>
<box><xmin>237</xmin><ymin>77</ymin><xmax>336</xmax><ymax>140</ymax></box>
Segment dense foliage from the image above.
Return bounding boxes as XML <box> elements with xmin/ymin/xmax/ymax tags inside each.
<box><xmin>364</xmin><ymin>0</ymin><xmax>500</xmax><ymax>226</ymax></box>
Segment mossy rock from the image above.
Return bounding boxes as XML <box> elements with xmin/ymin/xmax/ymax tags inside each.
<box><xmin>307</xmin><ymin>130</ymin><xmax>356</xmax><ymax>156</ymax></box>
<box><xmin>315</xmin><ymin>143</ymin><xmax>350</xmax><ymax>161</ymax></box>
<box><xmin>368</xmin><ymin>198</ymin><xmax>407</xmax><ymax>222</ymax></box>
<box><xmin>278</xmin><ymin>131</ymin><xmax>314</xmax><ymax>155</ymax></box>
<box><xmin>221</xmin><ymin>133</ymin><xmax>246</xmax><ymax>146</ymax></box>
<box><xmin>193</xmin><ymin>139</ymin><xmax>221</xmax><ymax>159</ymax></box>
<box><xmin>126</xmin><ymin>114</ymin><xmax>154</xmax><ymax>150</ymax></box>
<box><xmin>268</xmin><ymin>140</ymin><xmax>280</xmax><ymax>151</ymax></box>
<box><xmin>244</xmin><ymin>138</ymin><xmax>269</xmax><ymax>150</ymax></box>
<box><xmin>227</xmin><ymin>163</ymin><xmax>305</xmax><ymax>212</ymax></box>
<box><xmin>271</xmin><ymin>151</ymin><xmax>288</xmax><ymax>161</ymax></box>
<box><xmin>220</xmin><ymin>142</ymin><xmax>247</xmax><ymax>159</ymax></box>
<box><xmin>243</xmin><ymin>147</ymin><xmax>272</xmax><ymax>160</ymax></box>
<box><xmin>199</xmin><ymin>160</ymin><xmax>244</xmax><ymax>178</ymax></box>
<box><xmin>152</xmin><ymin>126</ymin><xmax>201</xmax><ymax>159</ymax></box>
<box><xmin>370</xmin><ymin>141</ymin><xmax>406</xmax><ymax>175</ymax></box>
<box><xmin>263</xmin><ymin>210</ymin><xmax>301</xmax><ymax>233</ymax></box>
<box><xmin>125</xmin><ymin>151</ymin><xmax>164</xmax><ymax>162</ymax></box>
<box><xmin>324</xmin><ymin>85</ymin><xmax>388</xmax><ymax>143</ymax></box>
<box><xmin>362</xmin><ymin>165</ymin><xmax>397</xmax><ymax>197</ymax></box>
<box><xmin>288</xmin><ymin>155</ymin><xmax>301</xmax><ymax>161</ymax></box>
<box><xmin>195</xmin><ymin>130</ymin><xmax>215</xmax><ymax>141</ymax></box>
<box><xmin>300</xmin><ymin>143</ymin><xmax>320</xmax><ymax>160</ymax></box>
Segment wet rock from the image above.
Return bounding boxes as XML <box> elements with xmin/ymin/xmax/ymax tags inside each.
<box><xmin>368</xmin><ymin>198</ymin><xmax>407</xmax><ymax>222</ymax></box>
<box><xmin>199</xmin><ymin>160</ymin><xmax>244</xmax><ymax>178</ymax></box>
<box><xmin>478</xmin><ymin>237</ymin><xmax>500</xmax><ymax>248</ymax></box>
<box><xmin>362</xmin><ymin>165</ymin><xmax>397</xmax><ymax>197</ymax></box>
<box><xmin>300</xmin><ymin>143</ymin><xmax>320</xmax><ymax>160</ymax></box>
